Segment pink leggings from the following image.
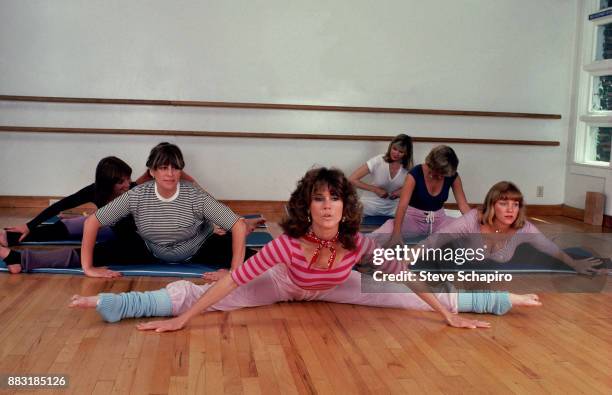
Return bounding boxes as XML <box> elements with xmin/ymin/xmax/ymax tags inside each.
<box><xmin>368</xmin><ymin>206</ymin><xmax>451</xmax><ymax>243</ymax></box>
<box><xmin>166</xmin><ymin>265</ymin><xmax>458</xmax><ymax>316</ymax></box>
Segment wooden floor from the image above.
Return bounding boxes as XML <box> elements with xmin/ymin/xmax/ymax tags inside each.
<box><xmin>0</xmin><ymin>209</ymin><xmax>610</xmax><ymax>394</ymax></box>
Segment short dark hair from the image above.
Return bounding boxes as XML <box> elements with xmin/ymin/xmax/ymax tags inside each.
<box><xmin>383</xmin><ymin>134</ymin><xmax>414</xmax><ymax>169</ymax></box>
<box><xmin>94</xmin><ymin>156</ymin><xmax>132</xmax><ymax>205</ymax></box>
<box><xmin>146</xmin><ymin>142</ymin><xmax>185</xmax><ymax>170</ymax></box>
<box><xmin>281</xmin><ymin>167</ymin><xmax>362</xmax><ymax>250</ymax></box>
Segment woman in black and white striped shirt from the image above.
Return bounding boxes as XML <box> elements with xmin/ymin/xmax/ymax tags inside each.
<box><xmin>1</xmin><ymin>143</ymin><xmax>254</xmax><ymax>278</ymax></box>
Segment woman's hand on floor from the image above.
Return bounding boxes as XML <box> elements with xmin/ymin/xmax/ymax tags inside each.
<box><xmin>83</xmin><ymin>266</ymin><xmax>122</xmax><ymax>278</ymax></box>
<box><xmin>137</xmin><ymin>317</ymin><xmax>187</xmax><ymax>333</ymax></box>
<box><xmin>572</xmin><ymin>257</ymin><xmax>606</xmax><ymax>275</ymax></box>
<box><xmin>573</xmin><ymin>257</ymin><xmax>608</xmax><ymax>275</ymax></box>
<box><xmin>5</xmin><ymin>224</ymin><xmax>29</xmax><ymax>242</ymax></box>
<box><xmin>245</xmin><ymin>217</ymin><xmax>266</xmax><ymax>233</ymax></box>
<box><xmin>445</xmin><ymin>314</ymin><xmax>491</xmax><ymax>329</ymax></box>
<box><xmin>202</xmin><ymin>269</ymin><xmax>230</xmax><ymax>282</ymax></box>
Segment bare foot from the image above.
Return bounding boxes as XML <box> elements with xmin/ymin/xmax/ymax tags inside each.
<box><xmin>69</xmin><ymin>294</ymin><xmax>98</xmax><ymax>308</ymax></box>
<box><xmin>0</xmin><ymin>246</ymin><xmax>20</xmax><ymax>273</ymax></box>
<box><xmin>509</xmin><ymin>293</ymin><xmax>542</xmax><ymax>307</ymax></box>
<box><xmin>0</xmin><ymin>229</ymin><xmax>7</xmax><ymax>247</ymax></box>
<box><xmin>7</xmin><ymin>264</ymin><xmax>21</xmax><ymax>274</ymax></box>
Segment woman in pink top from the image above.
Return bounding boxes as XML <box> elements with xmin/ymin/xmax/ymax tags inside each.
<box><xmin>69</xmin><ymin>169</ymin><xmax>541</xmax><ymax>331</ymax></box>
<box><xmin>421</xmin><ymin>181</ymin><xmax>604</xmax><ymax>274</ymax></box>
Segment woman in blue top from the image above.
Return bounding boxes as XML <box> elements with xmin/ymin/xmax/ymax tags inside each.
<box><xmin>370</xmin><ymin>145</ymin><xmax>471</xmax><ymax>244</ymax></box>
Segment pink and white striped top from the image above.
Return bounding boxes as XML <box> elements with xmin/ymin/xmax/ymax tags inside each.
<box><xmin>231</xmin><ymin>233</ymin><xmax>378</xmax><ymax>290</ymax></box>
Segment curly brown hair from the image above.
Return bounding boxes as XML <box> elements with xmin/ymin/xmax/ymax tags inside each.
<box><xmin>281</xmin><ymin>167</ymin><xmax>363</xmax><ymax>250</ymax></box>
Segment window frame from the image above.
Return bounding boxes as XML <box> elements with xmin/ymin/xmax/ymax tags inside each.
<box><xmin>574</xmin><ymin>1</ymin><xmax>612</xmax><ymax>168</ymax></box>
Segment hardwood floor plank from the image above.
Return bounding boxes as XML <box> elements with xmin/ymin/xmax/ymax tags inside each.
<box><xmin>0</xmin><ymin>210</ymin><xmax>610</xmax><ymax>394</ymax></box>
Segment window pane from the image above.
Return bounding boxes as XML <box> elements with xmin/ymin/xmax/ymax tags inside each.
<box><xmin>588</xmin><ymin>126</ymin><xmax>611</xmax><ymax>162</ymax></box>
<box><xmin>601</xmin><ymin>0</ymin><xmax>612</xmax><ymax>10</ymax></box>
<box><xmin>592</xmin><ymin>75</ymin><xmax>612</xmax><ymax>110</ymax></box>
<box><xmin>596</xmin><ymin>23</ymin><xmax>612</xmax><ymax>60</ymax></box>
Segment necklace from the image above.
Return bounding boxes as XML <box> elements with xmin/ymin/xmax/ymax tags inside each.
<box><xmin>494</xmin><ymin>225</ymin><xmax>510</xmax><ymax>234</ymax></box>
<box><xmin>304</xmin><ymin>230</ymin><xmax>339</xmax><ymax>270</ymax></box>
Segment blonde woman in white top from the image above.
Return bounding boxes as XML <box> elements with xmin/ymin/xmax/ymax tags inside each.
<box><xmin>349</xmin><ymin>134</ymin><xmax>413</xmax><ymax>217</ymax></box>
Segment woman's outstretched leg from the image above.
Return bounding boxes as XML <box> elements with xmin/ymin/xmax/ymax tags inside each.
<box><xmin>509</xmin><ymin>293</ymin><xmax>541</xmax><ymax>306</ymax></box>
<box><xmin>316</xmin><ymin>271</ymin><xmax>541</xmax><ymax>315</ymax></box>
<box><xmin>70</xmin><ymin>289</ymin><xmax>173</xmax><ymax>323</ymax></box>
<box><xmin>457</xmin><ymin>292</ymin><xmax>541</xmax><ymax>315</ymax></box>
<box><xmin>168</xmin><ymin>267</ymin><xmax>290</xmax><ymax>315</ymax></box>
<box><xmin>70</xmin><ymin>266</ymin><xmax>292</xmax><ymax>323</ymax></box>
<box><xmin>1</xmin><ymin>246</ymin><xmax>81</xmax><ymax>274</ymax></box>
<box><xmin>316</xmin><ymin>271</ymin><xmax>459</xmax><ymax>311</ymax></box>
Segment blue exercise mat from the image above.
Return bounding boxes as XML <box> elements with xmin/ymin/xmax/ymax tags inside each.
<box><xmin>41</xmin><ymin>215</ymin><xmax>61</xmax><ymax>225</ymax></box>
<box><xmin>17</xmin><ymin>231</ymin><xmax>274</xmax><ymax>247</ymax></box>
<box><xmin>410</xmin><ymin>246</ymin><xmax>612</xmax><ymax>274</ymax></box>
<box><xmin>361</xmin><ymin>215</ymin><xmax>393</xmax><ymax>226</ymax></box>
<box><xmin>18</xmin><ymin>229</ymin><xmax>272</xmax><ymax>249</ymax></box>
<box><xmin>246</xmin><ymin>231</ymin><xmax>273</xmax><ymax>247</ymax></box>
<box><xmin>0</xmin><ymin>261</ymin><xmax>219</xmax><ymax>278</ymax></box>
<box><xmin>3</xmin><ymin>247</ymin><xmax>608</xmax><ymax>278</ymax></box>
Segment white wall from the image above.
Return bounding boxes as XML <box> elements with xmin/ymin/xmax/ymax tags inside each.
<box><xmin>565</xmin><ymin>1</ymin><xmax>612</xmax><ymax>215</ymax></box>
<box><xmin>0</xmin><ymin>0</ymin><xmax>578</xmax><ymax>203</ymax></box>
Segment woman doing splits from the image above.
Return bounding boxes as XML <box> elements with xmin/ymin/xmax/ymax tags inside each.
<box><xmin>0</xmin><ymin>142</ymin><xmax>254</xmax><ymax>277</ymax></box>
<box><xmin>70</xmin><ymin>168</ymin><xmax>541</xmax><ymax>332</ymax></box>
<box><xmin>349</xmin><ymin>134</ymin><xmax>413</xmax><ymax>217</ymax></box>
<box><xmin>370</xmin><ymin>145</ymin><xmax>471</xmax><ymax>243</ymax></box>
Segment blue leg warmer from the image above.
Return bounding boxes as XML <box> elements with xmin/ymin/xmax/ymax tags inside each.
<box><xmin>96</xmin><ymin>289</ymin><xmax>173</xmax><ymax>323</ymax></box>
<box><xmin>457</xmin><ymin>291</ymin><xmax>512</xmax><ymax>316</ymax></box>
